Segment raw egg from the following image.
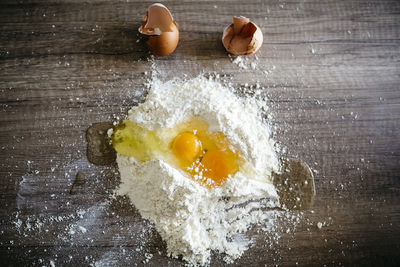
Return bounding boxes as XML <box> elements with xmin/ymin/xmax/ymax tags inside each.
<box><xmin>171</xmin><ymin>131</ymin><xmax>202</xmax><ymax>164</ymax></box>
<box><xmin>111</xmin><ymin>118</ymin><xmax>247</xmax><ymax>188</ymax></box>
<box><xmin>139</xmin><ymin>3</ymin><xmax>179</xmax><ymax>56</ymax></box>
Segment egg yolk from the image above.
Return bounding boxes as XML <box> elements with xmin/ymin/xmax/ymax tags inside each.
<box><xmin>171</xmin><ymin>132</ymin><xmax>202</xmax><ymax>164</ymax></box>
<box><xmin>111</xmin><ymin>118</ymin><xmax>243</xmax><ymax>189</ymax></box>
<box><xmin>199</xmin><ymin>150</ymin><xmax>238</xmax><ymax>187</ymax></box>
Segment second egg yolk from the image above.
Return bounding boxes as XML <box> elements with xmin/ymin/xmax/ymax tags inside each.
<box><xmin>171</xmin><ymin>131</ymin><xmax>202</xmax><ymax>164</ymax></box>
<box><xmin>200</xmin><ymin>150</ymin><xmax>238</xmax><ymax>187</ymax></box>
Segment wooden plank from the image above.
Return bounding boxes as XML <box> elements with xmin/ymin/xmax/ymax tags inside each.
<box><xmin>1</xmin><ymin>0</ymin><xmax>399</xmax><ymax>266</ymax></box>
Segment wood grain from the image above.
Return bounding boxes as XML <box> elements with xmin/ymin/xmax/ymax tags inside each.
<box><xmin>1</xmin><ymin>0</ymin><xmax>400</xmax><ymax>266</ymax></box>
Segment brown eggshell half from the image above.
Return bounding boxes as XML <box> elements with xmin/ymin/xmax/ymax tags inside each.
<box><xmin>146</xmin><ymin>22</ymin><xmax>179</xmax><ymax>56</ymax></box>
<box><xmin>139</xmin><ymin>3</ymin><xmax>174</xmax><ymax>35</ymax></box>
<box><xmin>222</xmin><ymin>17</ymin><xmax>263</xmax><ymax>56</ymax></box>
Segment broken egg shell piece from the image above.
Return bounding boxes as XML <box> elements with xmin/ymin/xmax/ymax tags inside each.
<box><xmin>146</xmin><ymin>22</ymin><xmax>179</xmax><ymax>56</ymax></box>
<box><xmin>139</xmin><ymin>3</ymin><xmax>174</xmax><ymax>35</ymax></box>
<box><xmin>222</xmin><ymin>16</ymin><xmax>263</xmax><ymax>56</ymax></box>
<box><xmin>233</xmin><ymin>16</ymin><xmax>250</xmax><ymax>35</ymax></box>
<box><xmin>139</xmin><ymin>3</ymin><xmax>179</xmax><ymax>56</ymax></box>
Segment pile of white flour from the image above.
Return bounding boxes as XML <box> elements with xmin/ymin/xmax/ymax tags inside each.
<box><xmin>116</xmin><ymin>76</ymin><xmax>281</xmax><ymax>265</ymax></box>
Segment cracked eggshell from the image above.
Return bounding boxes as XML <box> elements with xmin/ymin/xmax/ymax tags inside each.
<box><xmin>139</xmin><ymin>3</ymin><xmax>179</xmax><ymax>56</ymax></box>
<box><xmin>145</xmin><ymin>22</ymin><xmax>179</xmax><ymax>56</ymax></box>
<box><xmin>222</xmin><ymin>17</ymin><xmax>263</xmax><ymax>56</ymax></box>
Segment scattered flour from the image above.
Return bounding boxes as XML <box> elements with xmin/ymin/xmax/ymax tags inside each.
<box><xmin>116</xmin><ymin>76</ymin><xmax>281</xmax><ymax>265</ymax></box>
<box><xmin>229</xmin><ymin>55</ymin><xmax>261</xmax><ymax>70</ymax></box>
<box><xmin>7</xmin><ymin>73</ymin><xmax>315</xmax><ymax>266</ymax></box>
<box><xmin>93</xmin><ymin>252</ymin><xmax>120</xmax><ymax>267</ymax></box>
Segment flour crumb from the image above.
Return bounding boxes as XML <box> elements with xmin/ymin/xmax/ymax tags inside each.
<box><xmin>230</xmin><ymin>55</ymin><xmax>259</xmax><ymax>70</ymax></box>
<box><xmin>143</xmin><ymin>253</ymin><xmax>153</xmax><ymax>264</ymax></box>
<box><xmin>232</xmin><ymin>56</ymin><xmax>248</xmax><ymax>69</ymax></box>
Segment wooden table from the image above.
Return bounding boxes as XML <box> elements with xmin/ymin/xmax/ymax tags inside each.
<box><xmin>1</xmin><ymin>0</ymin><xmax>399</xmax><ymax>266</ymax></box>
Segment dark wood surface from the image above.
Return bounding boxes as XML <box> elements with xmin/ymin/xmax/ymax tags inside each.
<box><xmin>1</xmin><ymin>0</ymin><xmax>400</xmax><ymax>266</ymax></box>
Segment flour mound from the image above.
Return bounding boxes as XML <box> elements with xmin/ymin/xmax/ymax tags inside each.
<box><xmin>117</xmin><ymin>76</ymin><xmax>280</xmax><ymax>265</ymax></box>
<box><xmin>127</xmin><ymin>76</ymin><xmax>279</xmax><ymax>175</ymax></box>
